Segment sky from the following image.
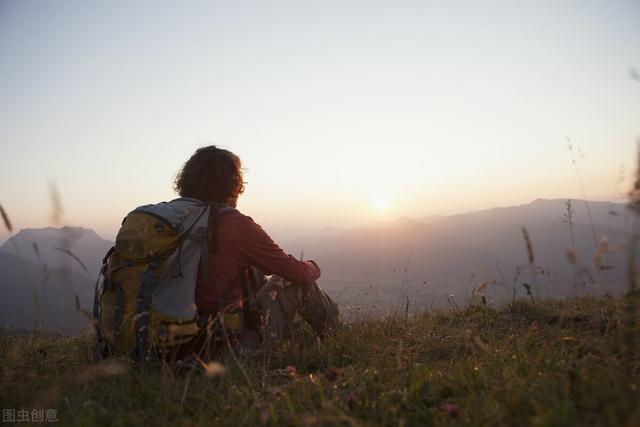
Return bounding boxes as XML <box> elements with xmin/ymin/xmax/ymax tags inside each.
<box><xmin>1</xmin><ymin>0</ymin><xmax>639</xmax><ymax>242</ymax></box>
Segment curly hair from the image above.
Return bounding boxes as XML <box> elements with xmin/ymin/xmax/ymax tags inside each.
<box><xmin>174</xmin><ymin>146</ymin><xmax>245</xmax><ymax>204</ymax></box>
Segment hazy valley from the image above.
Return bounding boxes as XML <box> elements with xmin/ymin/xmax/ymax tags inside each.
<box><xmin>0</xmin><ymin>198</ymin><xmax>635</xmax><ymax>333</ymax></box>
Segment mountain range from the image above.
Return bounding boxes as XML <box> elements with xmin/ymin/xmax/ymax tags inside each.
<box><xmin>0</xmin><ymin>199</ymin><xmax>637</xmax><ymax>333</ymax></box>
<box><xmin>281</xmin><ymin>198</ymin><xmax>636</xmax><ymax>312</ymax></box>
<box><xmin>0</xmin><ymin>226</ymin><xmax>112</xmax><ymax>333</ymax></box>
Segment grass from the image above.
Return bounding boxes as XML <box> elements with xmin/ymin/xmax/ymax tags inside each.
<box><xmin>2</xmin><ymin>295</ymin><xmax>639</xmax><ymax>426</ymax></box>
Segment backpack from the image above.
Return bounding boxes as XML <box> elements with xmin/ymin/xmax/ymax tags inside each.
<box><xmin>92</xmin><ymin>197</ymin><xmax>242</xmax><ymax>364</ymax></box>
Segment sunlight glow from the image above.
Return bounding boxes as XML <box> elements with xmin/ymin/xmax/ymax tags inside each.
<box><xmin>372</xmin><ymin>195</ymin><xmax>390</xmax><ymax>211</ymax></box>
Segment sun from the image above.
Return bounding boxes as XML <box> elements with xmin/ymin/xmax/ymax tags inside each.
<box><xmin>372</xmin><ymin>195</ymin><xmax>390</xmax><ymax>211</ymax></box>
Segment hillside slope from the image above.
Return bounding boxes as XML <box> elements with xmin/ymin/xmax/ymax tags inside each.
<box><xmin>1</xmin><ymin>296</ymin><xmax>638</xmax><ymax>426</ymax></box>
<box><xmin>282</xmin><ymin>199</ymin><xmax>635</xmax><ymax>306</ymax></box>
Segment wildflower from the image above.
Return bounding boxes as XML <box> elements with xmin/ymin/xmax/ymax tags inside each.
<box><xmin>325</xmin><ymin>366</ymin><xmax>339</xmax><ymax>382</ymax></box>
<box><xmin>441</xmin><ymin>402</ymin><xmax>460</xmax><ymax>418</ymax></box>
<box><xmin>346</xmin><ymin>392</ymin><xmax>356</xmax><ymax>411</ymax></box>
<box><xmin>202</xmin><ymin>361</ymin><xmax>226</xmax><ymax>378</ymax></box>
<box><xmin>275</xmin><ymin>365</ymin><xmax>298</xmax><ymax>379</ymax></box>
<box><xmin>260</xmin><ymin>409</ymin><xmax>269</xmax><ymax>424</ymax></box>
<box><xmin>285</xmin><ymin>365</ymin><xmax>297</xmax><ymax>378</ymax></box>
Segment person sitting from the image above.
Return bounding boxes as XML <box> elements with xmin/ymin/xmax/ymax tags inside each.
<box><xmin>171</xmin><ymin>145</ymin><xmax>339</xmax><ymax>361</ymax></box>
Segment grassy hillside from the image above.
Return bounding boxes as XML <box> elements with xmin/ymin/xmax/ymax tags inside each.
<box><xmin>1</xmin><ymin>295</ymin><xmax>639</xmax><ymax>426</ymax></box>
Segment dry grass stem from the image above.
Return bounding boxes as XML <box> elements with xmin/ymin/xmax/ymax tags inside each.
<box><xmin>0</xmin><ymin>203</ymin><xmax>13</xmax><ymax>232</ymax></box>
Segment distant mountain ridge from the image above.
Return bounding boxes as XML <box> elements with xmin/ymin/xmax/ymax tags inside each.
<box><xmin>0</xmin><ymin>198</ymin><xmax>635</xmax><ymax>333</ymax></box>
<box><xmin>281</xmin><ymin>199</ymin><xmax>635</xmax><ymax>309</ymax></box>
<box><xmin>0</xmin><ymin>226</ymin><xmax>114</xmax><ymax>277</ymax></box>
<box><xmin>0</xmin><ymin>251</ymin><xmax>94</xmax><ymax>334</ymax></box>
<box><xmin>0</xmin><ymin>226</ymin><xmax>113</xmax><ymax>334</ymax></box>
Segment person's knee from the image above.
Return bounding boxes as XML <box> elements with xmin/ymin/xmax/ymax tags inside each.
<box><xmin>264</xmin><ymin>275</ymin><xmax>303</xmax><ymax>302</ymax></box>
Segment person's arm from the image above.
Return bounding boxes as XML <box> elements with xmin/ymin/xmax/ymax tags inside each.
<box><xmin>237</xmin><ymin>216</ymin><xmax>321</xmax><ymax>285</ymax></box>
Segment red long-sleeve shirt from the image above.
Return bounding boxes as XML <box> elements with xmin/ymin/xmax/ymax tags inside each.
<box><xmin>195</xmin><ymin>209</ymin><xmax>321</xmax><ymax>314</ymax></box>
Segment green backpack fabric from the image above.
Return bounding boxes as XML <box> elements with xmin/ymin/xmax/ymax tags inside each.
<box><xmin>93</xmin><ymin>197</ymin><xmax>237</xmax><ymax>364</ymax></box>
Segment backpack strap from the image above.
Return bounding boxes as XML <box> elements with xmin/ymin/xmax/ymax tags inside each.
<box><xmin>93</xmin><ymin>247</ymin><xmax>115</xmax><ymax>322</ymax></box>
<box><xmin>199</xmin><ymin>203</ymin><xmax>237</xmax><ymax>282</ymax></box>
<box><xmin>135</xmin><ymin>257</ymin><xmax>161</xmax><ymax>372</ymax></box>
<box><xmin>93</xmin><ymin>246</ymin><xmax>115</xmax><ymax>362</ymax></box>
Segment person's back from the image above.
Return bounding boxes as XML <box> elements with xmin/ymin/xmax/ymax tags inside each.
<box><xmin>195</xmin><ymin>208</ymin><xmax>321</xmax><ymax>315</ymax></box>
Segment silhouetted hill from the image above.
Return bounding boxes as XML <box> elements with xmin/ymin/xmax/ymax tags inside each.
<box><xmin>0</xmin><ymin>226</ymin><xmax>112</xmax><ymax>334</ymax></box>
<box><xmin>0</xmin><ymin>226</ymin><xmax>113</xmax><ymax>277</ymax></box>
<box><xmin>282</xmin><ymin>199</ymin><xmax>636</xmax><ymax>309</ymax></box>
<box><xmin>0</xmin><ymin>252</ymin><xmax>94</xmax><ymax>334</ymax></box>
